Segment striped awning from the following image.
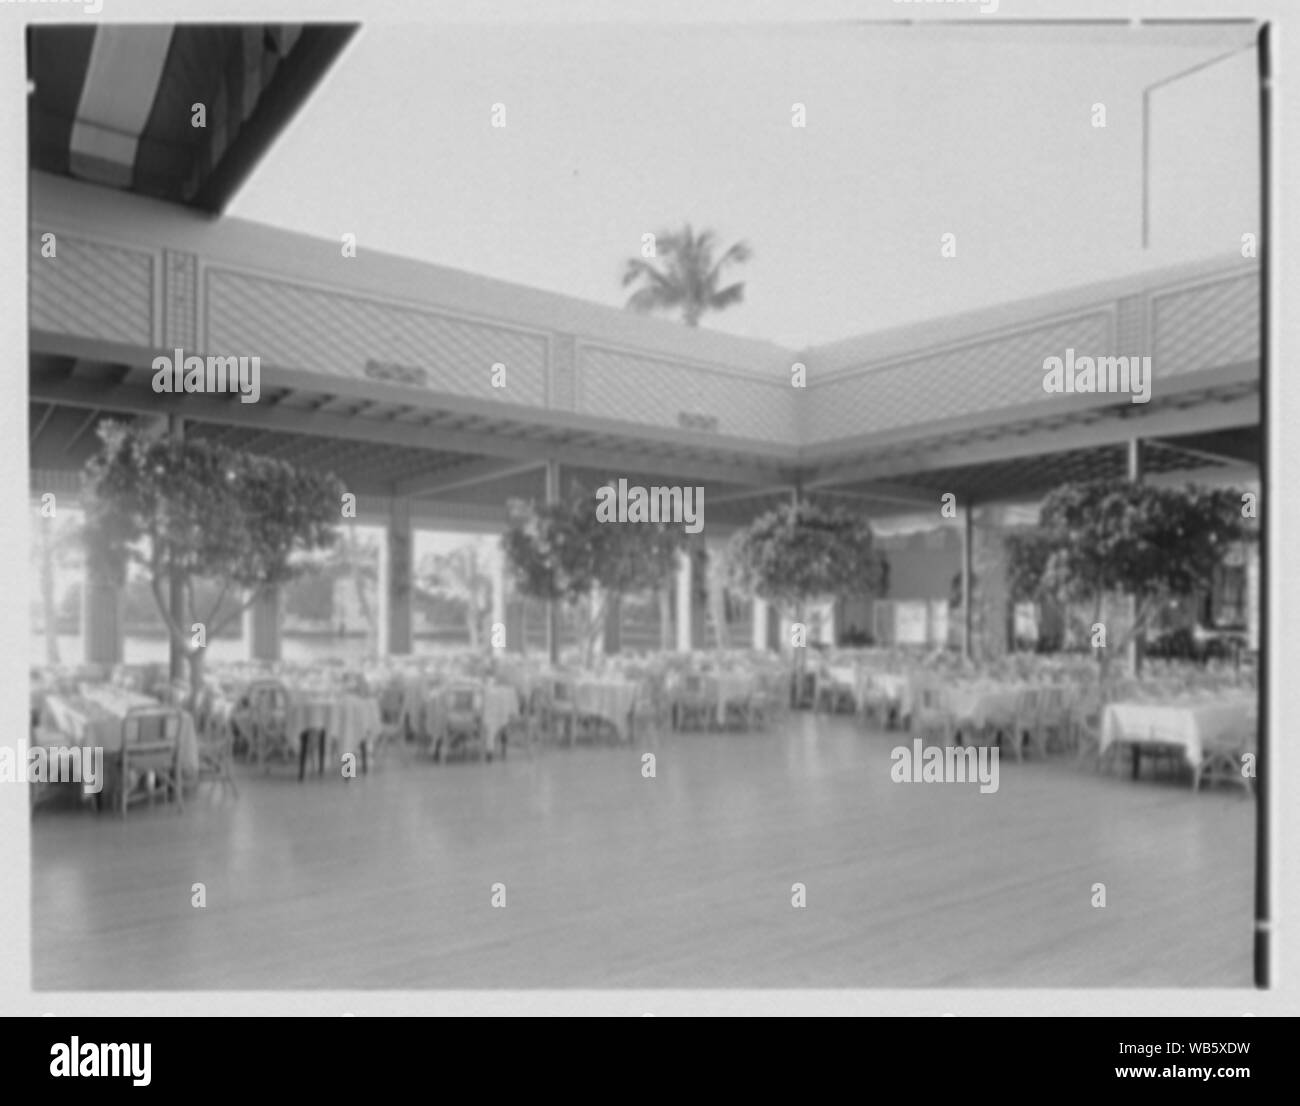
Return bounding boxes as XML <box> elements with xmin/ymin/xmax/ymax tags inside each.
<box><xmin>28</xmin><ymin>23</ymin><xmax>356</xmax><ymax>213</ymax></box>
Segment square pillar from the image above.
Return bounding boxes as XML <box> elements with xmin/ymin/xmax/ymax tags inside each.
<box><xmin>603</xmin><ymin>591</ymin><xmax>622</xmax><ymax>655</ymax></box>
<box><xmin>1127</xmin><ymin>439</ymin><xmax>1144</xmax><ymax>675</ymax></box>
<box><xmin>82</xmin><ymin>567</ymin><xmax>124</xmax><ymax>666</ymax></box>
<box><xmin>244</xmin><ymin>587</ymin><xmax>282</xmax><ymax>663</ymax></box>
<box><xmin>490</xmin><ymin>547</ymin><xmax>507</xmax><ymax>653</ymax></box>
<box><xmin>675</xmin><ymin>550</ymin><xmax>693</xmax><ymax>652</ymax></box>
<box><xmin>545</xmin><ymin>460</ymin><xmax>561</xmax><ymax>664</ymax></box>
<box><xmin>821</xmin><ymin>599</ymin><xmax>836</xmax><ymax>646</ymax></box>
<box><xmin>505</xmin><ymin>599</ymin><xmax>526</xmax><ymax>654</ymax></box>
<box><xmin>961</xmin><ymin>503</ymin><xmax>974</xmax><ymax>661</ymax></box>
<box><xmin>752</xmin><ymin>596</ymin><xmax>769</xmax><ymax>651</ymax></box>
<box><xmin>387</xmin><ymin>498</ymin><xmax>413</xmax><ymax>656</ymax></box>
<box><xmin>972</xmin><ymin>504</ymin><xmax>1011</xmax><ymax>661</ymax></box>
<box><xmin>168</xmin><ymin>416</ymin><xmax>186</xmax><ymax>681</ymax></box>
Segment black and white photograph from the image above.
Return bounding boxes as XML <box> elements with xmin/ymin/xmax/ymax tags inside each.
<box><xmin>2</xmin><ymin>0</ymin><xmax>1297</xmax><ymax>1035</ymax></box>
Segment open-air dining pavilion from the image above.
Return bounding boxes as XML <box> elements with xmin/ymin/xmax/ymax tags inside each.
<box><xmin>25</xmin><ymin>21</ymin><xmax>1263</xmax><ymax>991</ymax></box>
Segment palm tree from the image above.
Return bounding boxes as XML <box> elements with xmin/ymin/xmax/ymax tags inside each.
<box><xmin>416</xmin><ymin>542</ymin><xmax>494</xmax><ymax>651</ymax></box>
<box><xmin>622</xmin><ymin>224</ymin><xmax>751</xmax><ymax>327</ymax></box>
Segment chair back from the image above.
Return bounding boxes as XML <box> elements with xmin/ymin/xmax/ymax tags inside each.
<box><xmin>1036</xmin><ymin>686</ymin><xmax>1065</xmax><ymax>717</ymax></box>
<box><xmin>122</xmin><ymin>706</ymin><xmax>182</xmax><ymax>748</ymax></box>
<box><xmin>377</xmin><ymin>683</ymin><xmax>405</xmax><ymax>724</ymax></box>
<box><xmin>121</xmin><ymin>707</ymin><xmax>183</xmax><ymax>775</ymax></box>
<box><xmin>548</xmin><ymin>679</ymin><xmax>576</xmax><ymax>709</ymax></box>
<box><xmin>446</xmin><ymin>684</ymin><xmax>485</xmax><ymax>716</ymax></box>
<box><xmin>917</xmin><ymin>683</ymin><xmax>945</xmax><ymax>714</ymax></box>
<box><xmin>1012</xmin><ymin>687</ymin><xmax>1040</xmax><ymax>716</ymax></box>
<box><xmin>249</xmin><ymin>680</ymin><xmax>290</xmax><ymax>719</ymax></box>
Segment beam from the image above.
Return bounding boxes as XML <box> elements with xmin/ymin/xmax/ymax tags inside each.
<box><xmin>706</xmin><ymin>484</ymin><xmax>794</xmax><ymax>506</ymax></box>
<box><xmin>810</xmin><ymin>487</ymin><xmax>933</xmax><ymax>510</ymax></box>
<box><xmin>1144</xmin><ymin>435</ymin><xmax>1258</xmax><ymax>468</ymax></box>
<box><xmin>29</xmin><ymin>404</ymin><xmax>56</xmax><ymax>446</ymax></box>
<box><xmin>805</xmin><ymin>473</ymin><xmax>931</xmax><ymax>494</ymax></box>
<box><xmin>811</xmin><ymin>391</ymin><xmax>1259</xmax><ymax>486</ymax></box>
<box><xmin>190</xmin><ymin>25</ymin><xmax>361</xmax><ymax>214</ymax></box>
<box><xmin>800</xmin><ymin>360</ymin><xmax>1259</xmax><ymax>464</ymax></box>
<box><xmin>805</xmin><ymin>480</ymin><xmax>936</xmax><ymax>508</ymax></box>
<box><xmin>30</xmin><ymin>330</ymin><xmax>800</xmax><ymax>469</ymax></box>
<box><xmin>1143</xmin><ymin>462</ymin><xmax>1257</xmax><ymax>488</ymax></box>
<box><xmin>62</xmin><ymin>409</ymin><xmax>100</xmax><ymax>456</ymax></box>
<box><xmin>395</xmin><ymin>458</ymin><xmax>545</xmax><ymax>498</ymax></box>
<box><xmin>29</xmin><ymin>371</ymin><xmax>782</xmax><ymax>486</ymax></box>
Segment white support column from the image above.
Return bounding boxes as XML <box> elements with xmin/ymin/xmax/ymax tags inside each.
<box><xmin>387</xmin><ymin>498</ymin><xmax>413</xmax><ymax>656</ymax></box>
<box><xmin>962</xmin><ymin>503</ymin><xmax>974</xmax><ymax>662</ymax></box>
<box><xmin>675</xmin><ymin>550</ymin><xmax>693</xmax><ymax>653</ymax></box>
<box><xmin>545</xmin><ymin>460</ymin><xmax>561</xmax><ymax>664</ymax></box>
<box><xmin>752</xmin><ymin>596</ymin><xmax>769</xmax><ymax>651</ymax></box>
<box><xmin>168</xmin><ymin>415</ymin><xmax>186</xmax><ymax>682</ymax></box>
<box><xmin>82</xmin><ymin>562</ymin><xmax>124</xmax><ymax>667</ymax></box>
<box><xmin>490</xmin><ymin>546</ymin><xmax>506</xmax><ymax>652</ymax></box>
<box><xmin>1127</xmin><ymin>439</ymin><xmax>1144</xmax><ymax>675</ymax></box>
<box><xmin>244</xmin><ymin>588</ymin><xmax>282</xmax><ymax>663</ymax></box>
<box><xmin>821</xmin><ymin>600</ymin><xmax>836</xmax><ymax>646</ymax></box>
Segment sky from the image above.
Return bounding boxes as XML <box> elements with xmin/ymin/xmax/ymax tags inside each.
<box><xmin>230</xmin><ymin>20</ymin><xmax>1260</xmax><ymax>349</ymax></box>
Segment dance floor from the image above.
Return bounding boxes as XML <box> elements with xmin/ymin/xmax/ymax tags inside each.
<box><xmin>31</xmin><ymin>716</ymin><xmax>1253</xmax><ymax>989</ymax></box>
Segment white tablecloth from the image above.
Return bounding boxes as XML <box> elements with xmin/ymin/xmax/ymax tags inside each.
<box><xmin>39</xmin><ymin>692</ymin><xmax>199</xmax><ymax>777</ymax></box>
<box><xmin>423</xmin><ymin>685</ymin><xmax>519</xmax><ymax>755</ymax></box>
<box><xmin>1100</xmin><ymin>697</ymin><xmax>1257</xmax><ymax>766</ymax></box>
<box><xmin>856</xmin><ymin>671</ymin><xmax>913</xmax><ymax>717</ymax></box>
<box><xmin>941</xmin><ymin>682</ymin><xmax>1026</xmax><ymax>728</ymax></box>
<box><xmin>482</xmin><ymin>686</ymin><xmax>520</xmax><ymax>751</ymax></box>
<box><xmin>286</xmin><ymin>693</ymin><xmax>382</xmax><ymax>758</ymax></box>
<box><xmin>574</xmin><ymin>679</ymin><xmax>639</xmax><ymax>738</ymax></box>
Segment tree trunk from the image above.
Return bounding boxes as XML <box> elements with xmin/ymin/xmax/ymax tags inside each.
<box><xmin>187</xmin><ymin>647</ymin><xmax>206</xmax><ymax>712</ymax></box>
<box><xmin>1092</xmin><ymin>592</ymin><xmax>1115</xmax><ymax>695</ymax></box>
<box><xmin>791</xmin><ymin>598</ymin><xmax>808</xmax><ymax>707</ymax></box>
<box><xmin>351</xmin><ymin>564</ymin><xmax>375</xmax><ymax>655</ymax></box>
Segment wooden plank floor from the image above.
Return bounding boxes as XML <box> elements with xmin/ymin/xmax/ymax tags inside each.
<box><xmin>31</xmin><ymin>715</ymin><xmax>1254</xmax><ymax>989</ymax></box>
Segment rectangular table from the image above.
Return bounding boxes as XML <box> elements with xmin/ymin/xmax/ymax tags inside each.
<box><xmin>853</xmin><ymin>671</ymin><xmax>913</xmax><ymax>723</ymax></box>
<box><xmin>37</xmin><ymin>692</ymin><xmax>199</xmax><ymax>804</ymax></box>
<box><xmin>423</xmin><ymin>685</ymin><xmax>519</xmax><ymax>758</ymax></box>
<box><xmin>39</xmin><ymin>692</ymin><xmax>199</xmax><ymax>776</ymax></box>
<box><xmin>1100</xmin><ymin>697</ymin><xmax>1256</xmax><ymax>782</ymax></box>
<box><xmin>574</xmin><ymin>679</ymin><xmax>640</xmax><ymax>740</ymax></box>
<box><xmin>286</xmin><ymin>692</ymin><xmax>383</xmax><ymax>776</ymax></box>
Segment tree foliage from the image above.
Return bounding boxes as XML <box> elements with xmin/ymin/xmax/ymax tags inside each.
<box><xmin>416</xmin><ymin>542</ymin><xmax>495</xmax><ymax>650</ymax></box>
<box><xmin>622</xmin><ymin>224</ymin><xmax>752</xmax><ymax>327</ymax></box>
<box><xmin>504</xmin><ymin>486</ymin><xmax>685</xmax><ymax>603</ymax></box>
<box><xmin>1004</xmin><ymin>529</ymin><xmax>1056</xmax><ymax>604</ymax></box>
<box><xmin>1005</xmin><ymin>479</ymin><xmax>1246</xmax><ymax>652</ymax></box>
<box><xmin>727</xmin><ymin>501</ymin><xmax>889</xmax><ymax>610</ymax></box>
<box><xmin>81</xmin><ymin>421</ymin><xmax>345</xmax><ymax>688</ymax></box>
<box><xmin>502</xmin><ymin>484</ymin><xmax>686</xmax><ymax>659</ymax></box>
